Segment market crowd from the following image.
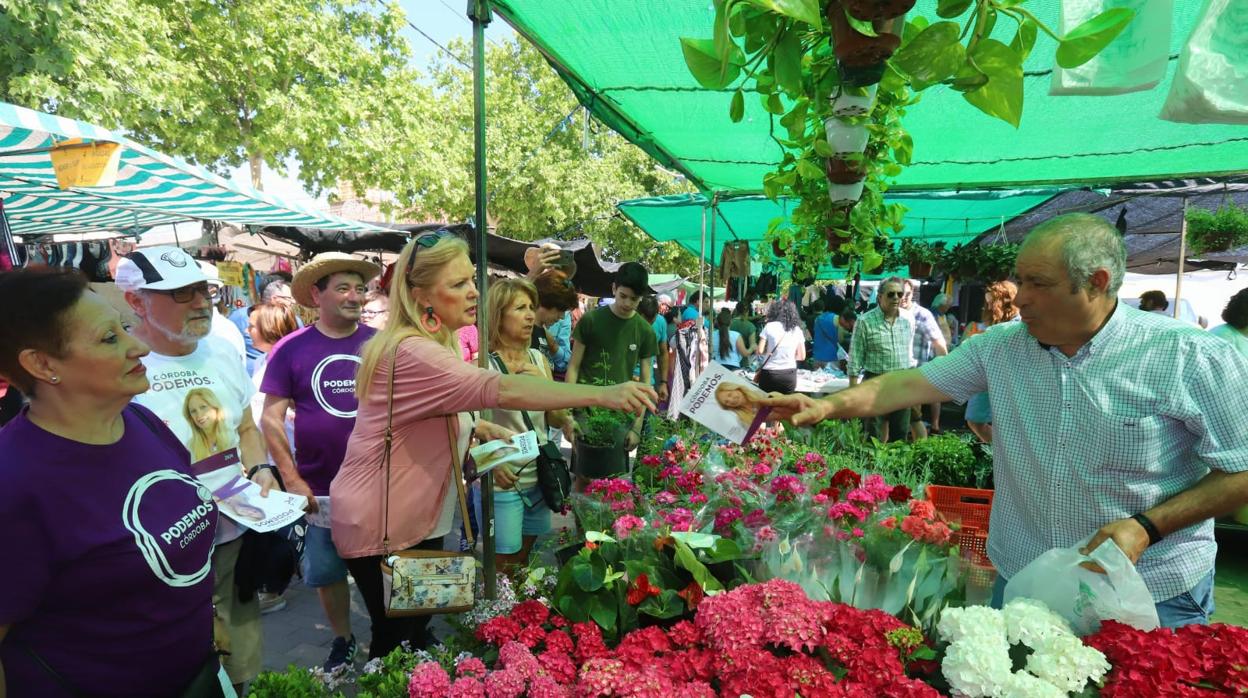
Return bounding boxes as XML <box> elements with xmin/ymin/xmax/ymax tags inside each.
<box><xmin>1</xmin><ymin>213</ymin><xmax>1247</xmax><ymax>697</ymax></box>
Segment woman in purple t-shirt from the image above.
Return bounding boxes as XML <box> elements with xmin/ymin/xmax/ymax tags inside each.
<box><xmin>0</xmin><ymin>268</ymin><xmax>223</xmax><ymax>697</ymax></box>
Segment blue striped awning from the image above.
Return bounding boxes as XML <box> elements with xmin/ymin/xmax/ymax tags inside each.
<box><xmin>0</xmin><ymin>101</ymin><xmax>387</xmax><ymax>236</ymax></box>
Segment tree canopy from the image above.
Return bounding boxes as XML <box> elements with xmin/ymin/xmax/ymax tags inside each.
<box><xmin>0</xmin><ymin>1</ymin><xmax>699</xmax><ymax>274</ymax></box>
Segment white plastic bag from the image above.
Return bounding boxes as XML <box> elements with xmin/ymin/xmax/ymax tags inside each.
<box><xmin>1003</xmin><ymin>535</ymin><xmax>1160</xmax><ymax>636</ymax></box>
<box><xmin>1050</xmin><ymin>0</ymin><xmax>1173</xmax><ymax>96</ymax></box>
<box><xmin>1160</xmin><ymin>0</ymin><xmax>1248</xmax><ymax>124</ymax></box>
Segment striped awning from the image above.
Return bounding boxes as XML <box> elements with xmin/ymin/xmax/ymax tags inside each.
<box><xmin>0</xmin><ymin>101</ymin><xmax>387</xmax><ymax>237</ymax></box>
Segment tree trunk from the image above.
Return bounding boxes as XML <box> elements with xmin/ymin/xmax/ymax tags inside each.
<box><xmin>249</xmin><ymin>153</ymin><xmax>264</xmax><ymax>190</ymax></box>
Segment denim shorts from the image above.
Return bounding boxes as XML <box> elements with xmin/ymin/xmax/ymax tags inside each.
<box><xmin>489</xmin><ymin>486</ymin><xmax>552</xmax><ymax>555</ymax></box>
<box><xmin>302</xmin><ymin>524</ymin><xmax>349</xmax><ymax>587</ymax></box>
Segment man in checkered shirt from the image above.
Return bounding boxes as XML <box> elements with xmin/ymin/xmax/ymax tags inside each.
<box><xmin>901</xmin><ymin>278</ymin><xmax>948</xmax><ymax>439</ymax></box>
<box><xmin>847</xmin><ymin>277</ymin><xmax>916</xmax><ymax>443</ymax></box>
<box><xmin>765</xmin><ymin>213</ymin><xmax>1248</xmax><ymax>628</ymax></box>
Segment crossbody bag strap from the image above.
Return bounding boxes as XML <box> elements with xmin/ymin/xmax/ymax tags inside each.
<box><xmin>447</xmin><ymin>415</ymin><xmax>474</xmax><ymax>548</ymax></box>
<box><xmin>488</xmin><ymin>352</ymin><xmax>540</xmax><ymax>437</ymax></box>
<box><xmin>381</xmin><ymin>342</ymin><xmax>400</xmax><ymax>555</ymax></box>
<box><xmin>757</xmin><ymin>332</ymin><xmax>781</xmax><ymax>371</ymax></box>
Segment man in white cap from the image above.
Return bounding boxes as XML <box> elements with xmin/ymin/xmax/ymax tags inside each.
<box><xmin>117</xmin><ymin>245</ymin><xmax>278</xmax><ymax>693</ymax></box>
<box><xmin>260</xmin><ymin>252</ymin><xmax>379</xmax><ymax>673</ymax></box>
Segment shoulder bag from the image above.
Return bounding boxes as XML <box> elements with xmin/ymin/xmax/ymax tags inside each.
<box><xmin>753</xmin><ymin>331</ymin><xmax>782</xmax><ymax>385</ymax></box>
<box><xmin>489</xmin><ymin>351</ymin><xmax>572</xmax><ymax>513</ymax></box>
<box><xmin>378</xmin><ymin>345</ymin><xmax>476</xmax><ymax>617</ymax></box>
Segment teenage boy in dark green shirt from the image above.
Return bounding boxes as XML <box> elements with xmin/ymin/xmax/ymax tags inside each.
<box><xmin>567</xmin><ymin>262</ymin><xmax>658</xmax><ymax>457</ymax></box>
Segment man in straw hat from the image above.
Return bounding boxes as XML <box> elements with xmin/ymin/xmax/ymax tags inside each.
<box><xmin>260</xmin><ymin>252</ymin><xmax>379</xmax><ymax>673</ymax></box>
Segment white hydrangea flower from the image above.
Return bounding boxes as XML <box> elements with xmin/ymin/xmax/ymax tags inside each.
<box><xmin>1026</xmin><ymin>633</ymin><xmax>1111</xmax><ymax>693</ymax></box>
<box><xmin>1002</xmin><ymin>598</ymin><xmax>1072</xmax><ymax>646</ymax></box>
<box><xmin>994</xmin><ymin>670</ymin><xmax>1066</xmax><ymax>698</ymax></box>
<box><xmin>938</xmin><ymin>605</ymin><xmax>1007</xmax><ymax>644</ymax></box>
<box><xmin>941</xmin><ymin>634</ymin><xmax>1013</xmax><ymax>697</ymax></box>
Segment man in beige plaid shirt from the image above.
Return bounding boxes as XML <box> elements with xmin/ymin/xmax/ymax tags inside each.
<box><xmin>765</xmin><ymin>213</ymin><xmax>1248</xmax><ymax>628</ymax></box>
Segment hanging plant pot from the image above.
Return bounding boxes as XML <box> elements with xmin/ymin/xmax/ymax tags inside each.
<box><xmin>908</xmin><ymin>261</ymin><xmax>934</xmax><ymax>278</ymax></box>
<box><xmin>839</xmin><ymin>61</ymin><xmax>889</xmax><ymax>88</ymax></box>
<box><xmin>825</xmin><ymin>155</ymin><xmax>866</xmax><ymax>185</ymax></box>
<box><xmin>827</xmin><ymin>1</ymin><xmax>902</xmax><ymax>69</ymax></box>
<box><xmin>771</xmin><ymin>239</ymin><xmax>787</xmax><ymax>258</ymax></box>
<box><xmin>831</xmin><ymin>251</ymin><xmax>852</xmax><ymax>267</ymax></box>
<box><xmin>844</xmin><ymin>0</ymin><xmax>916</xmax><ymax>22</ymax></box>
<box><xmin>823</xmin><ymin>118</ymin><xmax>869</xmax><ymax>156</ymax></box>
<box><xmin>827</xmin><ymin>179</ymin><xmax>866</xmax><ymax>206</ymax></box>
<box><xmin>830</xmin><ymin>84</ymin><xmax>878</xmax><ymax>118</ymax></box>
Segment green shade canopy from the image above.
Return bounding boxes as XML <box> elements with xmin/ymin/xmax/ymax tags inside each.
<box><xmin>618</xmin><ymin>189</ymin><xmax>1059</xmax><ymax>268</ymax></box>
<box><xmin>493</xmin><ymin>0</ymin><xmax>1248</xmax><ymax>193</ymax></box>
<box><xmin>0</xmin><ymin>101</ymin><xmax>387</xmax><ymax>236</ymax></box>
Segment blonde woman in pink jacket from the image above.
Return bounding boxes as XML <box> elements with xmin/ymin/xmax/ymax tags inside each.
<box><xmin>331</xmin><ymin>230</ymin><xmax>655</xmax><ymax>659</ymax></box>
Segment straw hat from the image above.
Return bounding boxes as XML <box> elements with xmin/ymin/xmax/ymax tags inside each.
<box><xmin>292</xmin><ymin>253</ymin><xmax>380</xmax><ymax>307</ymax></box>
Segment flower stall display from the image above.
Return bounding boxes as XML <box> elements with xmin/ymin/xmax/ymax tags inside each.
<box><xmin>575</xmin><ymin>427</ymin><xmax>963</xmax><ymax>633</ymax></box>
<box><xmin>409</xmin><ymin>579</ymin><xmax>941</xmax><ymax>698</ymax></box>
<box><xmin>937</xmin><ymin>599</ymin><xmax>1111</xmax><ymax>697</ymax></box>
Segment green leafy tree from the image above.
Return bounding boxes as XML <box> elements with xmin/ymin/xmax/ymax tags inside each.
<box><xmin>1</xmin><ymin>0</ymin><xmax>414</xmax><ymax>192</ymax></box>
<box><xmin>339</xmin><ymin>37</ymin><xmax>699</xmax><ymax>274</ymax></box>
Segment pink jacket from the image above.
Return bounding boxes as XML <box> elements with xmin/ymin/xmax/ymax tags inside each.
<box><xmin>330</xmin><ymin>336</ymin><xmax>500</xmax><ymax>558</ymax></box>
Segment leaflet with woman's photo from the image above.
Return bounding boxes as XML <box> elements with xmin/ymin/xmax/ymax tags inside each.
<box><xmin>468</xmin><ymin>431</ymin><xmax>539</xmax><ymax>480</ymax></box>
<box><xmin>193</xmin><ymin>454</ymin><xmax>308</xmax><ymax>532</ymax></box>
<box><xmin>678</xmin><ymin>362</ymin><xmax>772</xmax><ymax>444</ymax></box>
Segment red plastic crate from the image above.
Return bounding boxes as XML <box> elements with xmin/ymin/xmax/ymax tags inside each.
<box><xmin>927</xmin><ymin>485</ymin><xmax>994</xmax><ymax>532</ymax></box>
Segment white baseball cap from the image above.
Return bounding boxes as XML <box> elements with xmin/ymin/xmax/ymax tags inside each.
<box><xmin>198</xmin><ymin>261</ymin><xmax>224</xmax><ymax>287</ymax></box>
<box><xmin>114</xmin><ymin>246</ymin><xmax>208</xmax><ymax>292</ymax></box>
<box><xmin>658</xmin><ymin>293</ymin><xmax>674</xmax><ymax>305</ymax></box>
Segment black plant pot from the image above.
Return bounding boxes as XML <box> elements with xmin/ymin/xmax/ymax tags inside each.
<box><xmin>573</xmin><ymin>440</ymin><xmax>629</xmax><ymax>479</ymax></box>
<box><xmin>555</xmin><ymin>542</ymin><xmax>582</xmax><ymax>567</ymax></box>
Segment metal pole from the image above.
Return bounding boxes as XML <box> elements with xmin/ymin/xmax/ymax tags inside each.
<box><xmin>709</xmin><ymin>193</ymin><xmax>718</xmax><ymax>313</ymax></box>
<box><xmin>469</xmin><ymin>0</ymin><xmax>496</xmax><ymax>600</ymax></box>
<box><xmin>1175</xmin><ymin>197</ymin><xmax>1187</xmax><ymax>320</ymax></box>
<box><xmin>698</xmin><ymin>204</ymin><xmax>707</xmax><ymax>312</ymax></box>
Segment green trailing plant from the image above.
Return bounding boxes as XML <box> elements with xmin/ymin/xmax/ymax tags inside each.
<box><xmin>936</xmin><ymin>241</ymin><xmax>1018</xmax><ymax>282</ymax></box>
<box><xmin>1186</xmin><ymin>201</ymin><xmax>1248</xmax><ymax>256</ymax></box>
<box><xmin>682</xmin><ymin>0</ymin><xmax>1134</xmax><ymax>282</ymax></box>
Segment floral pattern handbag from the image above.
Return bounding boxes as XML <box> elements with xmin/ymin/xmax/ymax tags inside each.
<box><xmin>378</xmin><ymin>345</ymin><xmax>477</xmax><ymax>617</ymax></box>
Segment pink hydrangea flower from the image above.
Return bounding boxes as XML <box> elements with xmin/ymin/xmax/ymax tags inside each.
<box><xmin>408</xmin><ymin>662</ymin><xmax>451</xmax><ymax>697</ymax></box>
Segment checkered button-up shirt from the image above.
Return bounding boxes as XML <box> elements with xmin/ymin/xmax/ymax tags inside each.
<box><xmin>848</xmin><ymin>306</ymin><xmax>915</xmax><ymax>376</ymax></box>
<box><xmin>921</xmin><ymin>303</ymin><xmax>1248</xmax><ymax>601</ymax></box>
<box><xmin>905</xmin><ymin>305</ymin><xmax>944</xmax><ymax>364</ymax></box>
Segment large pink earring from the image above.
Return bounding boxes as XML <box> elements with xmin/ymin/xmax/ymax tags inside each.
<box><xmin>422</xmin><ymin>306</ymin><xmax>442</xmax><ymax>333</ymax></box>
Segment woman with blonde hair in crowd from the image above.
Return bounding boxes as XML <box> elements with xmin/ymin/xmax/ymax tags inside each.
<box><xmin>331</xmin><ymin>229</ymin><xmax>655</xmax><ymax>660</ymax></box>
<box><xmin>963</xmin><ymin>280</ymin><xmax>1018</xmax><ymax>443</ymax></box>
<box><xmin>481</xmin><ymin>278</ymin><xmax>576</xmax><ymax>570</ymax></box>
<box><xmin>183</xmin><ymin>387</ymin><xmax>233</xmax><ymax>462</ymax></box>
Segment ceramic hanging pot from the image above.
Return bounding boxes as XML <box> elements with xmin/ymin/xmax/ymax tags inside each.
<box><xmin>844</xmin><ymin>0</ymin><xmax>916</xmax><ymax>22</ymax></box>
<box><xmin>823</xmin><ymin>118</ymin><xmax>869</xmax><ymax>156</ymax></box>
<box><xmin>827</xmin><ymin>0</ymin><xmax>902</xmax><ymax>69</ymax></box>
<box><xmin>830</xmin><ymin>84</ymin><xmax>878</xmax><ymax>118</ymax></box>
<box><xmin>827</xmin><ymin>179</ymin><xmax>866</xmax><ymax>206</ymax></box>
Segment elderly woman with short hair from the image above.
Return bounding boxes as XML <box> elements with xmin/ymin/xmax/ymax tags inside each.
<box><xmin>0</xmin><ymin>267</ymin><xmax>224</xmax><ymax>697</ymax></box>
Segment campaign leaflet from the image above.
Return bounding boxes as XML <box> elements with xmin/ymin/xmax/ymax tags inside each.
<box><xmin>190</xmin><ymin>449</ymin><xmax>308</xmax><ymax>532</ymax></box>
<box><xmin>678</xmin><ymin>362</ymin><xmax>772</xmax><ymax>444</ymax></box>
<box><xmin>468</xmin><ymin>430</ymin><xmax>540</xmax><ymax>481</ymax></box>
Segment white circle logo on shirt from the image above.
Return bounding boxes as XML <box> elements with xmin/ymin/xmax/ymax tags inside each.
<box><xmin>629</xmin><ymin>344</ymin><xmax>638</xmax><ymax>351</ymax></box>
<box><xmin>122</xmin><ymin>470</ymin><xmax>215</xmax><ymax>588</ymax></box>
<box><xmin>311</xmin><ymin>354</ymin><xmax>364</xmax><ymax>418</ymax></box>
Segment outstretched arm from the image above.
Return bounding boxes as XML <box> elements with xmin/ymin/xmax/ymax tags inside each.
<box><xmin>762</xmin><ymin>368</ymin><xmax>951</xmax><ymax>425</ymax></box>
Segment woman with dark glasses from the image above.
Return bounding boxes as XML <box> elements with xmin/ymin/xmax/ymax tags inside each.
<box><xmin>330</xmin><ymin>229</ymin><xmax>655</xmax><ymax>659</ymax></box>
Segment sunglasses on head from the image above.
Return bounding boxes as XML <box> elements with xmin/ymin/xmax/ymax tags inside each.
<box><xmin>406</xmin><ymin>228</ymin><xmax>459</xmax><ymax>274</ymax></box>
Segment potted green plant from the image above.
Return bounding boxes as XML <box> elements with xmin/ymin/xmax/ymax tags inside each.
<box><xmin>573</xmin><ymin>406</ymin><xmax>631</xmax><ymax>479</ymax></box>
<box><xmin>977</xmin><ymin>242</ymin><xmax>1019</xmax><ymax>282</ymax></box>
<box><xmin>897</xmin><ymin>239</ymin><xmax>943</xmax><ymax>278</ymax></box>
<box><xmin>1186</xmin><ymin>201</ymin><xmax>1248</xmax><ymax>255</ymax></box>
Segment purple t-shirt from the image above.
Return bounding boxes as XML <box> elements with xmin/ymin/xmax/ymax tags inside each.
<box><xmin>0</xmin><ymin>404</ymin><xmax>217</xmax><ymax>697</ymax></box>
<box><xmin>261</xmin><ymin>324</ymin><xmax>375</xmax><ymax>495</ymax></box>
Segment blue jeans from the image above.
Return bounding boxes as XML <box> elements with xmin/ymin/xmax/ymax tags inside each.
<box><xmin>302</xmin><ymin>524</ymin><xmax>348</xmax><ymax>587</ymax></box>
<box><xmin>990</xmin><ymin>568</ymin><xmax>1215</xmax><ymax>629</ymax></box>
<box><xmin>474</xmin><ymin>485</ymin><xmax>551</xmax><ymax>555</ymax></box>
